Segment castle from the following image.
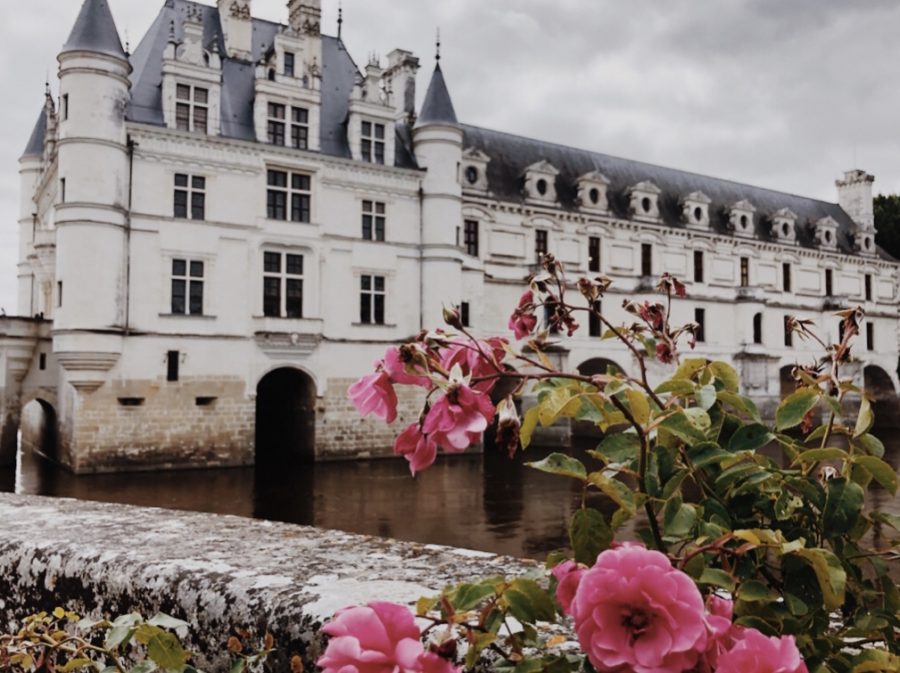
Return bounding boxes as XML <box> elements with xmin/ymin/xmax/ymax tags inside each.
<box><xmin>2</xmin><ymin>0</ymin><xmax>897</xmax><ymax>473</ymax></box>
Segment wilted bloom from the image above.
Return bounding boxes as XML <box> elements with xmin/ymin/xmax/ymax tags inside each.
<box><xmin>639</xmin><ymin>302</ymin><xmax>666</xmax><ymax>332</ymax></box>
<box><xmin>494</xmin><ymin>397</ymin><xmax>521</xmax><ymax>458</ymax></box>
<box><xmin>348</xmin><ymin>370</ymin><xmax>398</xmax><ymax>424</ymax></box>
<box><xmin>384</xmin><ymin>345</ymin><xmax>432</xmax><ymax>389</ymax></box>
<box><xmin>656</xmin><ymin>341</ymin><xmax>674</xmax><ymax>365</ymax></box>
<box><xmin>715</xmin><ymin>629</ymin><xmax>807</xmax><ymax>673</ymax></box>
<box><xmin>551</xmin><ymin>560</ymin><xmax>586</xmax><ymax>616</ymax></box>
<box><xmin>317</xmin><ymin>602</ymin><xmax>459</xmax><ymax>673</ymax></box>
<box><xmin>394</xmin><ymin>423</ymin><xmax>438</xmax><ymax>476</ymax></box>
<box><xmin>569</xmin><ymin>544</ymin><xmax>708</xmax><ymax>673</ymax></box>
<box><xmin>422</xmin><ymin>383</ymin><xmax>495</xmax><ymax>452</ymax></box>
<box><xmin>578</xmin><ymin>276</ymin><xmax>613</xmax><ymax>303</ymax></box>
<box><xmin>657</xmin><ymin>273</ymin><xmax>687</xmax><ymax>298</ymax></box>
<box><xmin>509</xmin><ymin>290</ymin><xmax>539</xmax><ymax>340</ymax></box>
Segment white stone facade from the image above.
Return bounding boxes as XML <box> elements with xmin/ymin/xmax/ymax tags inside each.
<box><xmin>3</xmin><ymin>0</ymin><xmax>898</xmax><ymax>472</ymax></box>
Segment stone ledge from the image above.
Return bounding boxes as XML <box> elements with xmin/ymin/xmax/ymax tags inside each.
<box><xmin>0</xmin><ymin>494</ymin><xmax>537</xmax><ymax>671</ymax></box>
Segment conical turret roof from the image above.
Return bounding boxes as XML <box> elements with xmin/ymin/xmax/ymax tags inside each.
<box><xmin>416</xmin><ymin>64</ymin><xmax>458</xmax><ymax>128</ymax></box>
<box><xmin>21</xmin><ymin>107</ymin><xmax>48</xmax><ymax>159</ymax></box>
<box><xmin>61</xmin><ymin>0</ymin><xmax>126</xmax><ymax>59</ymax></box>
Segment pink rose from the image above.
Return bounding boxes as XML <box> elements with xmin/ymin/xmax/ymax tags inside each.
<box><xmin>422</xmin><ymin>384</ymin><xmax>495</xmax><ymax>452</ymax></box>
<box><xmin>702</xmin><ymin>595</ymin><xmax>738</xmax><ymax>670</ymax></box>
<box><xmin>318</xmin><ymin>602</ymin><xmax>459</xmax><ymax>673</ymax></box>
<box><xmin>570</xmin><ymin>544</ymin><xmax>708</xmax><ymax>673</ymax></box>
<box><xmin>439</xmin><ymin>339</ymin><xmax>506</xmax><ymax>393</ymax></box>
<box><xmin>551</xmin><ymin>560</ymin><xmax>586</xmax><ymax>616</ymax></box>
<box><xmin>716</xmin><ymin>629</ymin><xmax>808</xmax><ymax>673</ymax></box>
<box><xmin>508</xmin><ymin>290</ymin><xmax>538</xmax><ymax>340</ymax></box>
<box><xmin>384</xmin><ymin>346</ymin><xmax>432</xmax><ymax>389</ymax></box>
<box><xmin>348</xmin><ymin>371</ymin><xmax>398</xmax><ymax>424</ymax></box>
<box><xmin>394</xmin><ymin>424</ymin><xmax>438</xmax><ymax>476</ymax></box>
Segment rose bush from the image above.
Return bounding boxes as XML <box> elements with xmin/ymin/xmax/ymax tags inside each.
<box><xmin>336</xmin><ymin>256</ymin><xmax>899</xmax><ymax>673</ymax></box>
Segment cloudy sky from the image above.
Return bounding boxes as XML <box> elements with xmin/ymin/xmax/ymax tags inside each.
<box><xmin>0</xmin><ymin>0</ymin><xmax>899</xmax><ymax>312</ymax></box>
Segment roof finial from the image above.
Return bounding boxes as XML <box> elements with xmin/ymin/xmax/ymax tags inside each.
<box><xmin>337</xmin><ymin>2</ymin><xmax>343</xmax><ymax>40</ymax></box>
<box><xmin>124</xmin><ymin>29</ymin><xmax>130</xmax><ymax>56</ymax></box>
<box><xmin>435</xmin><ymin>27</ymin><xmax>441</xmax><ymax>62</ymax></box>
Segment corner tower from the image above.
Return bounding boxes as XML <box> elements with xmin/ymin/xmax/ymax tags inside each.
<box><xmin>54</xmin><ymin>0</ymin><xmax>132</xmax><ymax>393</ymax></box>
<box><xmin>412</xmin><ymin>54</ymin><xmax>464</xmax><ymax>327</ymax></box>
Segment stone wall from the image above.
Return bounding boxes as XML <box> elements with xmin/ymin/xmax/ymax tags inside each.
<box><xmin>68</xmin><ymin>377</ymin><xmax>255</xmax><ymax>473</ymax></box>
<box><xmin>317</xmin><ymin>377</ymin><xmax>427</xmax><ymax>459</ymax></box>
<box><xmin>0</xmin><ymin>494</ymin><xmax>537</xmax><ymax>672</ymax></box>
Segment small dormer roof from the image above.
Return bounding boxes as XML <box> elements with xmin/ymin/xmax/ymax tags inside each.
<box><xmin>525</xmin><ymin>160</ymin><xmax>560</xmax><ymax>176</ymax></box>
<box><xmin>61</xmin><ymin>0</ymin><xmax>127</xmax><ymax>60</ymax></box>
<box><xmin>462</xmin><ymin>147</ymin><xmax>491</xmax><ymax>162</ymax></box>
<box><xmin>579</xmin><ymin>170</ymin><xmax>611</xmax><ymax>184</ymax></box>
<box><xmin>416</xmin><ymin>64</ymin><xmax>458</xmax><ymax>127</ymax></box>
<box><xmin>684</xmin><ymin>190</ymin><xmax>712</xmax><ymax>204</ymax></box>
<box><xmin>630</xmin><ymin>180</ymin><xmax>662</xmax><ymax>195</ymax></box>
<box><xmin>731</xmin><ymin>199</ymin><xmax>757</xmax><ymax>213</ymax></box>
<box><xmin>773</xmin><ymin>207</ymin><xmax>798</xmax><ymax>221</ymax></box>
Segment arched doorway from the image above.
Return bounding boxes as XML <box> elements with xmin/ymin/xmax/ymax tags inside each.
<box><xmin>779</xmin><ymin>365</ymin><xmax>796</xmax><ymax>400</ymax></box>
<box><xmin>574</xmin><ymin>358</ymin><xmax>624</xmax><ymax>438</ymax></box>
<box><xmin>255</xmin><ymin>368</ymin><xmax>317</xmax><ymax>463</ymax></box>
<box><xmin>20</xmin><ymin>399</ymin><xmax>58</xmax><ymax>462</ymax></box>
<box><xmin>863</xmin><ymin>365</ymin><xmax>898</xmax><ymax>426</ymax></box>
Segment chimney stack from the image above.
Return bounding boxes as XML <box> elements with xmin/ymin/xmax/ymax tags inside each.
<box><xmin>288</xmin><ymin>0</ymin><xmax>321</xmax><ymax>35</ymax></box>
<box><xmin>217</xmin><ymin>0</ymin><xmax>253</xmax><ymax>60</ymax></box>
<box><xmin>836</xmin><ymin>169</ymin><xmax>875</xmax><ymax>231</ymax></box>
<box><xmin>385</xmin><ymin>49</ymin><xmax>420</xmax><ymax>122</ymax></box>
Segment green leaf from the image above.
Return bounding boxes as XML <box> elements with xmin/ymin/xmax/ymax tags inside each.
<box><xmin>569</xmin><ymin>508</ymin><xmax>612</xmax><ymax>565</ymax></box>
<box><xmin>738</xmin><ymin>580</ymin><xmax>779</xmax><ymax>602</ymax></box>
<box><xmin>853</xmin><ymin>456</ymin><xmax>898</xmax><ymax>494</ymax></box>
<box><xmin>822</xmin><ymin>477</ymin><xmax>865</xmax><ymax>535</ymax></box>
<box><xmin>506</xmin><ymin>579</ymin><xmax>556</xmax><ymax>622</ymax></box>
<box><xmin>625</xmin><ymin>389</ymin><xmax>651</xmax><ymax>426</ymax></box>
<box><xmin>147</xmin><ymin>614</ymin><xmax>189</xmax><ymax>630</ymax></box>
<box><xmin>791</xmin><ymin>547</ymin><xmax>847</xmax><ymax>610</ymax></box>
<box><xmin>716</xmin><ymin>391</ymin><xmax>760</xmax><ymax>421</ymax></box>
<box><xmin>853</xmin><ymin>397</ymin><xmax>874</xmax><ymax>438</ymax></box>
<box><xmin>587</xmin><ymin>473</ymin><xmax>636</xmax><ymax>515</ymax></box>
<box><xmin>449</xmin><ymin>582</ymin><xmax>497</xmax><ymax>611</ymax></box>
<box><xmin>851</xmin><ymin>433</ymin><xmax>885</xmax><ymax>458</ymax></box>
<box><xmin>659</xmin><ymin>412</ymin><xmax>707</xmax><ymax>445</ymax></box>
<box><xmin>228</xmin><ymin>661</ymin><xmax>246</xmax><ymax>673</ymax></box>
<box><xmin>688</xmin><ymin>442</ymin><xmax>731</xmax><ymax>468</ymax></box>
<box><xmin>136</xmin><ymin>624</ymin><xmax>189</xmax><ymax>672</ymax></box>
<box><xmin>128</xmin><ymin>664</ymin><xmax>158</xmax><ymax>673</ymax></box>
<box><xmin>695</xmin><ymin>384</ymin><xmax>717</xmax><ymax>411</ymax></box>
<box><xmin>698</xmin><ymin>568</ymin><xmax>735</xmax><ymax>591</ymax></box>
<box><xmin>775</xmin><ymin>388</ymin><xmax>820</xmax><ymax>431</ymax></box>
<box><xmin>727</xmin><ymin>423</ymin><xmax>774</xmax><ymax>453</ymax></box>
<box><xmin>795</xmin><ymin>448</ymin><xmax>848</xmax><ymax>464</ymax></box>
<box><xmin>520</xmin><ymin>406</ymin><xmax>540</xmax><ymax>449</ymax></box>
<box><xmin>105</xmin><ymin>614</ymin><xmax>142</xmax><ymax>650</ymax></box>
<box><xmin>526</xmin><ymin>453</ymin><xmax>587</xmax><ymax>481</ymax></box>
<box><xmin>590</xmin><ymin>433</ymin><xmax>640</xmax><ymax>465</ymax></box>
<box><xmin>674</xmin><ymin>358</ymin><xmax>707</xmax><ymax>381</ymax></box>
<box><xmin>58</xmin><ymin>660</ymin><xmax>94</xmax><ymax>673</ymax></box>
<box><xmin>709</xmin><ymin>362</ymin><xmax>740</xmax><ymax>393</ymax></box>
<box><xmin>654</xmin><ymin>379</ymin><xmax>696</xmax><ymax>395</ymax></box>
<box><xmin>663</xmin><ymin>496</ymin><xmax>697</xmax><ymax>538</ymax></box>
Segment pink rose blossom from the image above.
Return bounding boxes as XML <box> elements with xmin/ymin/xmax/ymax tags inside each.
<box><xmin>394</xmin><ymin>424</ymin><xmax>438</xmax><ymax>476</ymax></box>
<box><xmin>716</xmin><ymin>629</ymin><xmax>808</xmax><ymax>673</ymax></box>
<box><xmin>384</xmin><ymin>346</ymin><xmax>432</xmax><ymax>389</ymax></box>
<box><xmin>440</xmin><ymin>339</ymin><xmax>506</xmax><ymax>393</ymax></box>
<box><xmin>317</xmin><ymin>602</ymin><xmax>459</xmax><ymax>673</ymax></box>
<box><xmin>422</xmin><ymin>384</ymin><xmax>495</xmax><ymax>452</ymax></box>
<box><xmin>508</xmin><ymin>290</ymin><xmax>539</xmax><ymax>340</ymax></box>
<box><xmin>569</xmin><ymin>544</ymin><xmax>708</xmax><ymax>673</ymax></box>
<box><xmin>348</xmin><ymin>371</ymin><xmax>398</xmax><ymax>424</ymax></box>
<box><xmin>551</xmin><ymin>560</ymin><xmax>586</xmax><ymax>616</ymax></box>
<box><xmin>701</xmin><ymin>595</ymin><xmax>738</xmax><ymax>670</ymax></box>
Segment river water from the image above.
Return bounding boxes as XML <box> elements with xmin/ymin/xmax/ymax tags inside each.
<box><xmin>1</xmin><ymin>431</ymin><xmax>897</xmax><ymax>560</ymax></box>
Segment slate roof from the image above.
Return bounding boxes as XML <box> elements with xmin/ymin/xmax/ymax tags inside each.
<box><xmin>416</xmin><ymin>64</ymin><xmax>458</xmax><ymax>127</ymax></box>
<box><xmin>460</xmin><ymin>125</ymin><xmax>886</xmax><ymax>258</ymax></box>
<box><xmin>21</xmin><ymin>107</ymin><xmax>48</xmax><ymax>159</ymax></box>
<box><xmin>61</xmin><ymin>0</ymin><xmax>126</xmax><ymax>59</ymax></box>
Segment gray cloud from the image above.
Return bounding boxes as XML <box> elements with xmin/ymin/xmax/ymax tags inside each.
<box><xmin>0</xmin><ymin>0</ymin><xmax>897</xmax><ymax>311</ymax></box>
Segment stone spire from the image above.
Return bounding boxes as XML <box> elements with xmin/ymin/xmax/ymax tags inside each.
<box><xmin>61</xmin><ymin>0</ymin><xmax>126</xmax><ymax>60</ymax></box>
<box><xmin>416</xmin><ymin>62</ymin><xmax>458</xmax><ymax>127</ymax></box>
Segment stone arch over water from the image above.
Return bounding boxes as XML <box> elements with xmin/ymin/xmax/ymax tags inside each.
<box><xmin>20</xmin><ymin>398</ymin><xmax>58</xmax><ymax>462</ymax></box>
<box><xmin>255</xmin><ymin>367</ymin><xmax>317</xmax><ymax>463</ymax></box>
<box><xmin>577</xmin><ymin>357</ymin><xmax>626</xmax><ymax>379</ymax></box>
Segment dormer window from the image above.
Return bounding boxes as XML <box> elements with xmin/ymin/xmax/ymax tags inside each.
<box><xmin>460</xmin><ymin>148</ymin><xmax>491</xmax><ymax>192</ymax></box>
<box><xmin>284</xmin><ymin>52</ymin><xmax>295</xmax><ymax>77</ymax></box>
<box><xmin>729</xmin><ymin>200</ymin><xmax>756</xmax><ymax>238</ymax></box>
<box><xmin>814</xmin><ymin>216</ymin><xmax>839</xmax><ymax>251</ymax></box>
<box><xmin>576</xmin><ymin>171</ymin><xmax>611</xmax><ymax>213</ymax></box>
<box><xmin>854</xmin><ymin>231</ymin><xmax>876</xmax><ymax>256</ymax></box>
<box><xmin>523</xmin><ymin>161</ymin><xmax>559</xmax><ymax>203</ymax></box>
<box><xmin>628</xmin><ymin>181</ymin><xmax>662</xmax><ymax>222</ymax></box>
<box><xmin>681</xmin><ymin>191</ymin><xmax>712</xmax><ymax>229</ymax></box>
<box><xmin>771</xmin><ymin>208</ymin><xmax>798</xmax><ymax>244</ymax></box>
<box><xmin>361</xmin><ymin>121</ymin><xmax>386</xmax><ymax>164</ymax></box>
<box><xmin>176</xmin><ymin>84</ymin><xmax>209</xmax><ymax>134</ymax></box>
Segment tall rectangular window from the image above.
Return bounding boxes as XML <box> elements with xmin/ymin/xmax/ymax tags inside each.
<box><xmin>588</xmin><ymin>301</ymin><xmax>602</xmax><ymax>337</ymax></box>
<box><xmin>867</xmin><ymin>322</ymin><xmax>874</xmax><ymax>351</ymax></box>
<box><xmin>361</xmin><ymin>121</ymin><xmax>386</xmax><ymax>164</ymax></box>
<box><xmin>641</xmin><ymin>243</ymin><xmax>653</xmax><ymax>276</ymax></box>
<box><xmin>167</xmin><ymin>351</ymin><xmax>180</xmax><ymax>382</ymax></box>
<box><xmin>825</xmin><ymin>269</ymin><xmax>833</xmax><ymax>297</ymax></box>
<box><xmin>360</xmin><ymin>275</ymin><xmax>386</xmax><ymax>325</ymax></box>
<box><xmin>782</xmin><ymin>263</ymin><xmax>792</xmax><ymax>292</ymax></box>
<box><xmin>464</xmin><ymin>220</ymin><xmax>479</xmax><ymax>257</ymax></box>
<box><xmin>267</xmin><ymin>170</ymin><xmax>311</xmax><ymax>222</ymax></box>
<box><xmin>267</xmin><ymin>103</ymin><xmax>286</xmax><ymax>145</ymax></box>
<box><xmin>362</xmin><ymin>201</ymin><xmax>386</xmax><ymax>241</ymax></box>
<box><xmin>784</xmin><ymin>316</ymin><xmax>793</xmax><ymax>347</ymax></box>
<box><xmin>740</xmin><ymin>257</ymin><xmax>750</xmax><ymax>287</ymax></box>
<box><xmin>536</xmin><ymin>229</ymin><xmax>549</xmax><ymax>261</ymax></box>
<box><xmin>588</xmin><ymin>237</ymin><xmax>601</xmax><ymax>273</ymax></box>
<box><xmin>461</xmin><ymin>302</ymin><xmax>470</xmax><ymax>328</ymax></box>
<box><xmin>60</xmin><ymin>178</ymin><xmax>66</xmax><ymax>203</ymax></box>
<box><xmin>693</xmin><ymin>250</ymin><xmax>704</xmax><ymax>283</ymax></box>
<box><xmin>171</xmin><ymin>259</ymin><xmax>204</xmax><ymax>315</ymax></box>
<box><xmin>864</xmin><ymin>274</ymin><xmax>872</xmax><ymax>301</ymax></box>
<box><xmin>694</xmin><ymin>308</ymin><xmax>706</xmax><ymax>343</ymax></box>
<box><xmin>174</xmin><ymin>174</ymin><xmax>206</xmax><ymax>220</ymax></box>
<box><xmin>262</xmin><ymin>252</ymin><xmax>304</xmax><ymax>318</ymax></box>
<box><xmin>284</xmin><ymin>51</ymin><xmax>295</xmax><ymax>77</ymax></box>
<box><xmin>290</xmin><ymin>107</ymin><xmax>309</xmax><ymax>150</ymax></box>
<box><xmin>176</xmin><ymin>84</ymin><xmax>208</xmax><ymax>133</ymax></box>
<box><xmin>57</xmin><ymin>281</ymin><xmax>62</xmax><ymax>308</ymax></box>
<box><xmin>62</xmin><ymin>94</ymin><xmax>69</xmax><ymax>121</ymax></box>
